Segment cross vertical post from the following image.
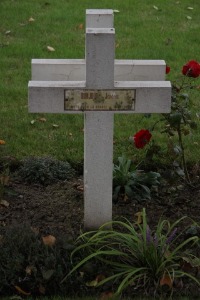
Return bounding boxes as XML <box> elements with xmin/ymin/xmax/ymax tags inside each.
<box><xmin>84</xmin><ymin>10</ymin><xmax>115</xmax><ymax>229</ymax></box>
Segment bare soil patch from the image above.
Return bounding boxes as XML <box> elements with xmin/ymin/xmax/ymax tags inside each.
<box><xmin>1</xmin><ymin>176</ymin><xmax>200</xmax><ymax>239</ymax></box>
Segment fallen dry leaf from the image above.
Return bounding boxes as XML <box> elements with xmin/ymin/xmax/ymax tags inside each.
<box><xmin>76</xmin><ymin>185</ymin><xmax>84</xmax><ymax>192</ymax></box>
<box><xmin>100</xmin><ymin>291</ymin><xmax>114</xmax><ymax>300</ymax></box>
<box><xmin>78</xmin><ymin>23</ymin><xmax>84</xmax><ymax>30</ymax></box>
<box><xmin>160</xmin><ymin>273</ymin><xmax>173</xmax><ymax>288</ymax></box>
<box><xmin>39</xmin><ymin>283</ymin><xmax>46</xmax><ymax>295</ymax></box>
<box><xmin>86</xmin><ymin>279</ymin><xmax>98</xmax><ymax>287</ymax></box>
<box><xmin>86</xmin><ymin>274</ymin><xmax>105</xmax><ymax>287</ymax></box>
<box><xmin>0</xmin><ymin>200</ymin><xmax>10</xmax><ymax>208</ymax></box>
<box><xmin>31</xmin><ymin>226</ymin><xmax>40</xmax><ymax>235</ymax></box>
<box><xmin>47</xmin><ymin>45</ymin><xmax>55</xmax><ymax>52</ymax></box>
<box><xmin>42</xmin><ymin>235</ymin><xmax>56</xmax><ymax>246</ymax></box>
<box><xmin>29</xmin><ymin>17</ymin><xmax>35</xmax><ymax>22</ymax></box>
<box><xmin>96</xmin><ymin>274</ymin><xmax>106</xmax><ymax>283</ymax></box>
<box><xmin>0</xmin><ymin>175</ymin><xmax>9</xmax><ymax>185</ymax></box>
<box><xmin>25</xmin><ymin>265</ymin><xmax>34</xmax><ymax>275</ymax></box>
<box><xmin>135</xmin><ymin>211</ymin><xmax>143</xmax><ymax>224</ymax></box>
<box><xmin>123</xmin><ymin>194</ymin><xmax>129</xmax><ymax>202</ymax></box>
<box><xmin>39</xmin><ymin>117</ymin><xmax>47</xmax><ymax>122</ymax></box>
<box><xmin>14</xmin><ymin>285</ymin><xmax>31</xmax><ymax>296</ymax></box>
<box><xmin>0</xmin><ymin>140</ymin><xmax>6</xmax><ymax>145</ymax></box>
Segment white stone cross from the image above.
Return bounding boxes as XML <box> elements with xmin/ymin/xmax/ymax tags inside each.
<box><xmin>28</xmin><ymin>9</ymin><xmax>171</xmax><ymax>230</ymax></box>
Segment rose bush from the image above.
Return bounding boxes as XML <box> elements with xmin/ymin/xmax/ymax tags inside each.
<box><xmin>135</xmin><ymin>60</ymin><xmax>200</xmax><ymax>181</ymax></box>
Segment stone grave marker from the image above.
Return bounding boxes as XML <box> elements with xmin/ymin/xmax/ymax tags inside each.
<box><xmin>28</xmin><ymin>9</ymin><xmax>171</xmax><ymax>230</ymax></box>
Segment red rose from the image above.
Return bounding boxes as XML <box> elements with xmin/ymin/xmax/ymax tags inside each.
<box><xmin>133</xmin><ymin>129</ymin><xmax>152</xmax><ymax>149</ymax></box>
<box><xmin>182</xmin><ymin>60</ymin><xmax>200</xmax><ymax>78</ymax></box>
<box><xmin>166</xmin><ymin>65</ymin><xmax>170</xmax><ymax>74</ymax></box>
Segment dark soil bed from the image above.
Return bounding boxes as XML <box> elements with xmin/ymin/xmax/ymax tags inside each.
<box><xmin>1</xmin><ymin>176</ymin><xmax>200</xmax><ymax>238</ymax></box>
<box><xmin>0</xmin><ymin>174</ymin><xmax>200</xmax><ymax>298</ymax></box>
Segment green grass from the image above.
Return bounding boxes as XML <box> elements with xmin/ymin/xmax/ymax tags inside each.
<box><xmin>0</xmin><ymin>0</ymin><xmax>200</xmax><ymax>164</ymax></box>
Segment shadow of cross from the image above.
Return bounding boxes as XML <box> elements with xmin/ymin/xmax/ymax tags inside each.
<box><xmin>28</xmin><ymin>9</ymin><xmax>171</xmax><ymax>230</ymax></box>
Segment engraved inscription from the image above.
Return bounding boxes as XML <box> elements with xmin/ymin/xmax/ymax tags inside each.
<box><xmin>64</xmin><ymin>89</ymin><xmax>135</xmax><ymax>111</ymax></box>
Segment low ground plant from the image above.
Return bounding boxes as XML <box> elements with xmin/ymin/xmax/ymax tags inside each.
<box><xmin>113</xmin><ymin>155</ymin><xmax>160</xmax><ymax>202</ymax></box>
<box><xmin>67</xmin><ymin>209</ymin><xmax>200</xmax><ymax>298</ymax></box>
<box><xmin>16</xmin><ymin>156</ymin><xmax>75</xmax><ymax>185</ymax></box>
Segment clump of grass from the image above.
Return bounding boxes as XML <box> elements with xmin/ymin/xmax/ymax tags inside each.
<box><xmin>67</xmin><ymin>209</ymin><xmax>200</xmax><ymax>297</ymax></box>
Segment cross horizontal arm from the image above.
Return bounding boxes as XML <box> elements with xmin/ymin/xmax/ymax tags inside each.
<box><xmin>31</xmin><ymin>59</ymin><xmax>167</xmax><ymax>82</ymax></box>
<box><xmin>28</xmin><ymin>80</ymin><xmax>171</xmax><ymax>113</ymax></box>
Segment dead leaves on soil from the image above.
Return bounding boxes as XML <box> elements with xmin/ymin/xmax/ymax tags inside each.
<box><xmin>14</xmin><ymin>285</ymin><xmax>31</xmax><ymax>296</ymax></box>
<box><xmin>160</xmin><ymin>273</ymin><xmax>173</xmax><ymax>289</ymax></box>
<box><xmin>73</xmin><ymin>181</ymin><xmax>84</xmax><ymax>192</ymax></box>
<box><xmin>42</xmin><ymin>234</ymin><xmax>56</xmax><ymax>246</ymax></box>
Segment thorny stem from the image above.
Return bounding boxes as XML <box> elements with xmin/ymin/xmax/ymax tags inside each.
<box><xmin>177</xmin><ymin>125</ymin><xmax>191</xmax><ymax>183</ymax></box>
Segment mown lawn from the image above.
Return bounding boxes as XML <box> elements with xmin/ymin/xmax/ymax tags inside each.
<box><xmin>0</xmin><ymin>0</ymin><xmax>200</xmax><ymax>164</ymax></box>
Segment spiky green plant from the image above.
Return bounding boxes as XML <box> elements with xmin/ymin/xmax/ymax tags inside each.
<box><xmin>66</xmin><ymin>209</ymin><xmax>200</xmax><ymax>297</ymax></box>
